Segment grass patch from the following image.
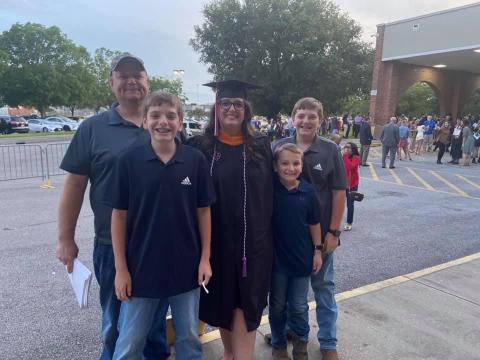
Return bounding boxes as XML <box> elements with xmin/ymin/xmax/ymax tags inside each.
<box><xmin>0</xmin><ymin>131</ymin><xmax>74</xmax><ymax>138</ymax></box>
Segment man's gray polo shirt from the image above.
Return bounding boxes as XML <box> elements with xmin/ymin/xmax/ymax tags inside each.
<box><xmin>273</xmin><ymin>136</ymin><xmax>347</xmax><ymax>239</ymax></box>
<box><xmin>60</xmin><ymin>107</ymin><xmax>146</xmax><ymax>245</ymax></box>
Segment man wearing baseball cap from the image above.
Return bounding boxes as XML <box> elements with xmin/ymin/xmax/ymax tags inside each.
<box><xmin>56</xmin><ymin>53</ymin><xmax>170</xmax><ymax>359</ymax></box>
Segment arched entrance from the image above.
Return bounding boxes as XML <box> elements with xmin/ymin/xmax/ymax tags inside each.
<box><xmin>461</xmin><ymin>88</ymin><xmax>480</xmax><ymax>116</ymax></box>
<box><xmin>395</xmin><ymin>82</ymin><xmax>439</xmax><ymax>118</ymax></box>
<box><xmin>368</xmin><ymin>3</ymin><xmax>480</xmax><ymax>137</ymax></box>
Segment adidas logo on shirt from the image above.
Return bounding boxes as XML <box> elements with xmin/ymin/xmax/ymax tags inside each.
<box><xmin>313</xmin><ymin>163</ymin><xmax>323</xmax><ymax>171</ymax></box>
<box><xmin>181</xmin><ymin>177</ymin><xmax>192</xmax><ymax>186</ymax></box>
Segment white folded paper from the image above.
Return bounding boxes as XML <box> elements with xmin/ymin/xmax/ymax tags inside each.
<box><xmin>67</xmin><ymin>259</ymin><xmax>92</xmax><ymax>309</ymax></box>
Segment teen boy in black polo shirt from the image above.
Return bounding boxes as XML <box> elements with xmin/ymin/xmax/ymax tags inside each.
<box><xmin>108</xmin><ymin>91</ymin><xmax>215</xmax><ymax>360</ymax></box>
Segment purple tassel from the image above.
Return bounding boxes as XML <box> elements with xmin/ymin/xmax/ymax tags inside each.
<box><xmin>242</xmin><ymin>256</ymin><xmax>247</xmax><ymax>278</ymax></box>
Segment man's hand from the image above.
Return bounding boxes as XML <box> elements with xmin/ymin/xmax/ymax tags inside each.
<box><xmin>115</xmin><ymin>269</ymin><xmax>132</xmax><ymax>301</ymax></box>
<box><xmin>198</xmin><ymin>258</ymin><xmax>212</xmax><ymax>286</ymax></box>
<box><xmin>56</xmin><ymin>240</ymin><xmax>79</xmax><ymax>273</ymax></box>
<box><xmin>313</xmin><ymin>251</ymin><xmax>323</xmax><ymax>274</ymax></box>
<box><xmin>323</xmin><ymin>232</ymin><xmax>339</xmax><ymax>253</ymax></box>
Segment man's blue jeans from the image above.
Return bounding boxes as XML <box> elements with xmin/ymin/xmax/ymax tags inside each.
<box><xmin>310</xmin><ymin>252</ymin><xmax>337</xmax><ymax>350</ymax></box>
<box><xmin>269</xmin><ymin>272</ymin><xmax>310</xmax><ymax>348</ymax></box>
<box><xmin>93</xmin><ymin>243</ymin><xmax>170</xmax><ymax>360</ymax></box>
<box><xmin>113</xmin><ymin>288</ymin><xmax>202</xmax><ymax>360</ymax></box>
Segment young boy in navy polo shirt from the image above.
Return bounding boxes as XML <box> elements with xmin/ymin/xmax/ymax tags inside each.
<box><xmin>108</xmin><ymin>91</ymin><xmax>215</xmax><ymax>360</ymax></box>
<box><xmin>269</xmin><ymin>143</ymin><xmax>323</xmax><ymax>360</ymax></box>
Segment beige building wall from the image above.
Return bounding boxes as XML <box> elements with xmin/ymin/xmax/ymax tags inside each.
<box><xmin>382</xmin><ymin>2</ymin><xmax>480</xmax><ymax>61</ymax></box>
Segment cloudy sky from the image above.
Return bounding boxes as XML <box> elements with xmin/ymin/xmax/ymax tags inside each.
<box><xmin>0</xmin><ymin>0</ymin><xmax>476</xmax><ymax>103</ymax></box>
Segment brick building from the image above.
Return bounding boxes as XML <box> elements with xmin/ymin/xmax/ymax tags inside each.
<box><xmin>369</xmin><ymin>2</ymin><xmax>480</xmax><ymax>137</ymax></box>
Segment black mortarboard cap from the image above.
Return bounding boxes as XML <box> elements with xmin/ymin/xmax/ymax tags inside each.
<box><xmin>203</xmin><ymin>79</ymin><xmax>261</xmax><ymax>100</ymax></box>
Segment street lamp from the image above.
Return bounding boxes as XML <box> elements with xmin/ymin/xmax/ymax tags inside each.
<box><xmin>172</xmin><ymin>69</ymin><xmax>185</xmax><ymax>80</ymax></box>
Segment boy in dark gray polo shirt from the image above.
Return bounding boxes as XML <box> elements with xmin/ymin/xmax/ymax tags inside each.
<box><xmin>270</xmin><ymin>97</ymin><xmax>347</xmax><ymax>360</ymax></box>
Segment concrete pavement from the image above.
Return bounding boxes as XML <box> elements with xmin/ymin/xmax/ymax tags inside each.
<box><xmin>201</xmin><ymin>255</ymin><xmax>480</xmax><ymax>359</ymax></box>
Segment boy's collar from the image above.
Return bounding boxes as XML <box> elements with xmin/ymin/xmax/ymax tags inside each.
<box><xmin>144</xmin><ymin>136</ymin><xmax>185</xmax><ymax>163</ymax></box>
<box><xmin>275</xmin><ymin>176</ymin><xmax>308</xmax><ymax>193</ymax></box>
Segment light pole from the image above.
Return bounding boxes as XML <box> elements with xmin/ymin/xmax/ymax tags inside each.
<box><xmin>172</xmin><ymin>69</ymin><xmax>185</xmax><ymax>81</ymax></box>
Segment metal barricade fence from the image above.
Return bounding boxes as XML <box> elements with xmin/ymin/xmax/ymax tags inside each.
<box><xmin>45</xmin><ymin>143</ymin><xmax>70</xmax><ymax>179</ymax></box>
<box><xmin>0</xmin><ymin>142</ymin><xmax>70</xmax><ymax>182</ymax></box>
<box><xmin>0</xmin><ymin>144</ymin><xmax>45</xmax><ymax>181</ymax></box>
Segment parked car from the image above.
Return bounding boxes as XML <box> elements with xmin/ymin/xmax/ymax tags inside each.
<box><xmin>23</xmin><ymin>114</ymin><xmax>40</xmax><ymax>120</ymax></box>
<box><xmin>43</xmin><ymin>116</ymin><xmax>79</xmax><ymax>131</ymax></box>
<box><xmin>183</xmin><ymin>119</ymin><xmax>203</xmax><ymax>138</ymax></box>
<box><xmin>0</xmin><ymin>115</ymin><xmax>30</xmax><ymax>134</ymax></box>
<box><xmin>27</xmin><ymin>119</ymin><xmax>63</xmax><ymax>133</ymax></box>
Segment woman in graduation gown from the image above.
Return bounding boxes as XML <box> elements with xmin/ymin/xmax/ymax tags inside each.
<box><xmin>187</xmin><ymin>80</ymin><xmax>273</xmax><ymax>360</ymax></box>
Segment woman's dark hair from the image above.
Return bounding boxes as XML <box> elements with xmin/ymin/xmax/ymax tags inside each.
<box><xmin>203</xmin><ymin>100</ymin><xmax>261</xmax><ymax>160</ymax></box>
<box><xmin>463</xmin><ymin>119</ymin><xmax>470</xmax><ymax>126</ymax></box>
<box><xmin>347</xmin><ymin>142</ymin><xmax>360</xmax><ymax>158</ymax></box>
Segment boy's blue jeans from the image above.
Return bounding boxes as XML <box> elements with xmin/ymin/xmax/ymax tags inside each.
<box><xmin>113</xmin><ymin>288</ymin><xmax>202</xmax><ymax>360</ymax></box>
<box><xmin>269</xmin><ymin>272</ymin><xmax>310</xmax><ymax>348</ymax></box>
<box><xmin>93</xmin><ymin>243</ymin><xmax>170</xmax><ymax>360</ymax></box>
<box><xmin>310</xmin><ymin>252</ymin><xmax>337</xmax><ymax>350</ymax></box>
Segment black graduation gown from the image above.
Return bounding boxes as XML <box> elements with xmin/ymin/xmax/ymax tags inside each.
<box><xmin>450</xmin><ymin>127</ymin><xmax>463</xmax><ymax>160</ymax></box>
<box><xmin>187</xmin><ymin>134</ymin><xmax>273</xmax><ymax>331</ymax></box>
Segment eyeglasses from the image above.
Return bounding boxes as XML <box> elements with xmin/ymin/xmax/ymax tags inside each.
<box><xmin>220</xmin><ymin>100</ymin><xmax>244</xmax><ymax>110</ymax></box>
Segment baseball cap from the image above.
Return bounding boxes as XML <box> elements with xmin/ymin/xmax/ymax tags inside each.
<box><xmin>110</xmin><ymin>53</ymin><xmax>146</xmax><ymax>75</ymax></box>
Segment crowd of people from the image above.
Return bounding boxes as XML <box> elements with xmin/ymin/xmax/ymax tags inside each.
<box><xmin>379</xmin><ymin>115</ymin><xmax>480</xmax><ymax>168</ymax></box>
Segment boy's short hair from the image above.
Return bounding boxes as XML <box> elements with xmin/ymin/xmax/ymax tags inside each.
<box><xmin>273</xmin><ymin>143</ymin><xmax>304</xmax><ymax>163</ymax></box>
<box><xmin>291</xmin><ymin>97</ymin><xmax>324</xmax><ymax>120</ymax></box>
<box><xmin>331</xmin><ymin>134</ymin><xmax>341</xmax><ymax>143</ymax></box>
<box><xmin>143</xmin><ymin>90</ymin><xmax>184</xmax><ymax>119</ymax></box>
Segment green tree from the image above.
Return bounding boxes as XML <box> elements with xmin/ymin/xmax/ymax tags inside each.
<box><xmin>61</xmin><ymin>47</ymin><xmax>96</xmax><ymax>116</ymax></box>
<box><xmin>462</xmin><ymin>89</ymin><xmax>480</xmax><ymax>116</ymax></box>
<box><xmin>188</xmin><ymin>107</ymin><xmax>209</xmax><ymax>120</ymax></box>
<box><xmin>395</xmin><ymin>82</ymin><xmax>438</xmax><ymax>117</ymax></box>
<box><xmin>150</xmin><ymin>76</ymin><xmax>187</xmax><ymax>103</ymax></box>
<box><xmin>89</xmin><ymin>47</ymin><xmax>123</xmax><ymax>112</ymax></box>
<box><xmin>0</xmin><ymin>23</ymin><xmax>90</xmax><ymax>116</ymax></box>
<box><xmin>339</xmin><ymin>95</ymin><xmax>370</xmax><ymax>116</ymax></box>
<box><xmin>191</xmin><ymin>0</ymin><xmax>373</xmax><ymax>117</ymax></box>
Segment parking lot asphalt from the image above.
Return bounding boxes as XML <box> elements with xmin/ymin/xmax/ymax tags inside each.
<box><xmin>0</xmin><ymin>143</ymin><xmax>479</xmax><ymax>359</ymax></box>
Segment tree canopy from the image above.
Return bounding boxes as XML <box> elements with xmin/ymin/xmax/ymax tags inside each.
<box><xmin>0</xmin><ymin>23</ymin><xmax>186</xmax><ymax>116</ymax></box>
<box><xmin>0</xmin><ymin>23</ymin><xmax>89</xmax><ymax>116</ymax></box>
<box><xmin>191</xmin><ymin>0</ymin><xmax>374</xmax><ymax>117</ymax></box>
<box><xmin>395</xmin><ymin>82</ymin><xmax>439</xmax><ymax>117</ymax></box>
<box><xmin>150</xmin><ymin>76</ymin><xmax>187</xmax><ymax>103</ymax></box>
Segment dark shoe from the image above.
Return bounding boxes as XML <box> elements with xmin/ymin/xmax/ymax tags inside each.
<box><xmin>321</xmin><ymin>349</ymin><xmax>339</xmax><ymax>360</ymax></box>
<box><xmin>273</xmin><ymin>347</ymin><xmax>292</xmax><ymax>360</ymax></box>
<box><xmin>264</xmin><ymin>333</ymin><xmax>272</xmax><ymax>346</ymax></box>
<box><xmin>381</xmin><ymin>165</ymin><xmax>386</xmax><ymax>168</ymax></box>
<box><xmin>291</xmin><ymin>334</ymin><xmax>308</xmax><ymax>360</ymax></box>
<box><xmin>437</xmin><ymin>160</ymin><xmax>442</xmax><ymax>164</ymax></box>
<box><xmin>389</xmin><ymin>166</ymin><xmax>395</xmax><ymax>169</ymax></box>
